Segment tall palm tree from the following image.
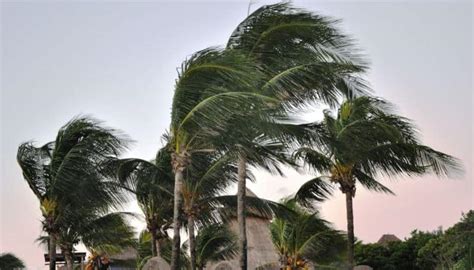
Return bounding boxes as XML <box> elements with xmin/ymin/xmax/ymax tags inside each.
<box><xmin>115</xmin><ymin>146</ymin><xmax>175</xmax><ymax>257</ymax></box>
<box><xmin>17</xmin><ymin>116</ymin><xmax>129</xmax><ymax>270</ymax></box>
<box><xmin>269</xmin><ymin>199</ymin><xmax>346</xmax><ymax>269</ymax></box>
<box><xmin>294</xmin><ymin>97</ymin><xmax>462</xmax><ymax>269</ymax></box>
<box><xmin>194</xmin><ymin>223</ymin><xmax>237</xmax><ymax>270</ymax></box>
<box><xmin>169</xmin><ymin>48</ymin><xmax>276</xmax><ymax>270</ymax></box>
<box><xmin>225</xmin><ymin>3</ymin><xmax>370</xmax><ymax>268</ymax></box>
<box><xmin>169</xmin><ymin>3</ymin><xmax>370</xmax><ymax>267</ymax></box>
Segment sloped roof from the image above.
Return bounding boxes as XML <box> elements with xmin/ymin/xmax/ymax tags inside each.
<box><xmin>377</xmin><ymin>234</ymin><xmax>401</xmax><ymax>246</ymax></box>
<box><xmin>246</xmin><ymin>188</ymin><xmax>257</xmax><ymax>198</ymax></box>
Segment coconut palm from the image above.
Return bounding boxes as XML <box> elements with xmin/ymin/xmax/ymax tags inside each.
<box><xmin>270</xmin><ymin>199</ymin><xmax>346</xmax><ymax>269</ymax></box>
<box><xmin>168</xmin><ymin>48</ymin><xmax>277</xmax><ymax>269</ymax></box>
<box><xmin>114</xmin><ymin>146</ymin><xmax>175</xmax><ymax>257</ymax></box>
<box><xmin>0</xmin><ymin>253</ymin><xmax>25</xmax><ymax>269</ymax></box>
<box><xmin>16</xmin><ymin>116</ymin><xmax>129</xmax><ymax>270</ymax></box>
<box><xmin>225</xmin><ymin>3</ymin><xmax>371</xmax><ymax>268</ymax></box>
<box><xmin>194</xmin><ymin>223</ymin><xmax>237</xmax><ymax>270</ymax></box>
<box><xmin>294</xmin><ymin>97</ymin><xmax>462</xmax><ymax>269</ymax></box>
<box><xmin>169</xmin><ymin>3</ymin><xmax>372</xmax><ymax>267</ymax></box>
<box><xmin>57</xmin><ymin>211</ymin><xmax>136</xmax><ymax>270</ymax></box>
<box><xmin>181</xmin><ymin>152</ymin><xmax>236</xmax><ymax>270</ymax></box>
<box><xmin>182</xmin><ymin>152</ymin><xmax>292</xmax><ymax>270</ymax></box>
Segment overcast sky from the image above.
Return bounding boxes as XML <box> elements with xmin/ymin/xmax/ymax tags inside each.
<box><xmin>1</xmin><ymin>0</ymin><xmax>472</xmax><ymax>269</ymax></box>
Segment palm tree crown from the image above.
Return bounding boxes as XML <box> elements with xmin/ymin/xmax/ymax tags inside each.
<box><xmin>294</xmin><ymin>96</ymin><xmax>462</xmax><ymax>268</ymax></box>
<box><xmin>17</xmin><ymin>116</ymin><xmax>130</xmax><ymax>270</ymax></box>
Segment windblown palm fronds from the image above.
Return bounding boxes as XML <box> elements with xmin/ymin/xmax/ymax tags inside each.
<box><xmin>293</xmin><ymin>97</ymin><xmax>462</xmax><ymax>268</ymax></box>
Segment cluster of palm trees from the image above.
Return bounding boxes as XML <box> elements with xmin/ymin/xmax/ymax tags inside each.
<box><xmin>17</xmin><ymin>3</ymin><xmax>461</xmax><ymax>270</ymax></box>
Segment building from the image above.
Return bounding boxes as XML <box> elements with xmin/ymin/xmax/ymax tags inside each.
<box><xmin>206</xmin><ymin>189</ymin><xmax>280</xmax><ymax>270</ymax></box>
<box><xmin>377</xmin><ymin>234</ymin><xmax>401</xmax><ymax>247</ymax></box>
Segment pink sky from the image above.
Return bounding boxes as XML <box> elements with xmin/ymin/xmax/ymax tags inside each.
<box><xmin>1</xmin><ymin>1</ymin><xmax>472</xmax><ymax>269</ymax></box>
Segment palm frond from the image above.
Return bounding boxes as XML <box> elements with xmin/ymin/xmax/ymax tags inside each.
<box><xmin>294</xmin><ymin>176</ymin><xmax>334</xmax><ymax>208</ymax></box>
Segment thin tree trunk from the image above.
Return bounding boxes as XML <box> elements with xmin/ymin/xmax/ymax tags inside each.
<box><xmin>151</xmin><ymin>228</ymin><xmax>158</xmax><ymax>257</ymax></box>
<box><xmin>237</xmin><ymin>153</ymin><xmax>247</xmax><ymax>270</ymax></box>
<box><xmin>279</xmin><ymin>254</ymin><xmax>286</xmax><ymax>270</ymax></box>
<box><xmin>345</xmin><ymin>192</ymin><xmax>355</xmax><ymax>270</ymax></box>
<box><xmin>49</xmin><ymin>233</ymin><xmax>57</xmax><ymax>270</ymax></box>
<box><xmin>187</xmin><ymin>215</ymin><xmax>197</xmax><ymax>270</ymax></box>
<box><xmin>64</xmin><ymin>249</ymin><xmax>74</xmax><ymax>270</ymax></box>
<box><xmin>156</xmin><ymin>236</ymin><xmax>161</xmax><ymax>257</ymax></box>
<box><xmin>171</xmin><ymin>168</ymin><xmax>184</xmax><ymax>270</ymax></box>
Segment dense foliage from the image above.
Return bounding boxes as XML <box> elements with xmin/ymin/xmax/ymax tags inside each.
<box><xmin>269</xmin><ymin>199</ymin><xmax>346</xmax><ymax>269</ymax></box>
<box><xmin>355</xmin><ymin>211</ymin><xmax>474</xmax><ymax>270</ymax></box>
<box><xmin>0</xmin><ymin>253</ymin><xmax>25</xmax><ymax>269</ymax></box>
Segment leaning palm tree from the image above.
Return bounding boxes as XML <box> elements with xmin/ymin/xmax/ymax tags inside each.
<box><xmin>168</xmin><ymin>48</ymin><xmax>277</xmax><ymax>269</ymax></box>
<box><xmin>194</xmin><ymin>223</ymin><xmax>237</xmax><ymax>270</ymax></box>
<box><xmin>270</xmin><ymin>199</ymin><xmax>346</xmax><ymax>269</ymax></box>
<box><xmin>294</xmin><ymin>97</ymin><xmax>462</xmax><ymax>269</ymax></box>
<box><xmin>224</xmin><ymin>3</ymin><xmax>370</xmax><ymax>268</ymax></box>
<box><xmin>169</xmin><ymin>4</ymin><xmax>370</xmax><ymax>268</ymax></box>
<box><xmin>0</xmin><ymin>253</ymin><xmax>25</xmax><ymax>269</ymax></box>
<box><xmin>114</xmin><ymin>146</ymin><xmax>175</xmax><ymax>257</ymax></box>
<box><xmin>16</xmin><ymin>116</ymin><xmax>129</xmax><ymax>270</ymax></box>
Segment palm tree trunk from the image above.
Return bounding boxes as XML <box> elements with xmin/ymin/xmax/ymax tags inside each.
<box><xmin>171</xmin><ymin>166</ymin><xmax>184</xmax><ymax>270</ymax></box>
<box><xmin>64</xmin><ymin>249</ymin><xmax>74</xmax><ymax>270</ymax></box>
<box><xmin>49</xmin><ymin>233</ymin><xmax>57</xmax><ymax>270</ymax></box>
<box><xmin>151</xmin><ymin>228</ymin><xmax>158</xmax><ymax>257</ymax></box>
<box><xmin>237</xmin><ymin>153</ymin><xmax>247</xmax><ymax>270</ymax></box>
<box><xmin>279</xmin><ymin>254</ymin><xmax>286</xmax><ymax>270</ymax></box>
<box><xmin>345</xmin><ymin>192</ymin><xmax>355</xmax><ymax>270</ymax></box>
<box><xmin>187</xmin><ymin>215</ymin><xmax>197</xmax><ymax>270</ymax></box>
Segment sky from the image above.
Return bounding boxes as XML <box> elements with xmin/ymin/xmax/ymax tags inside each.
<box><xmin>1</xmin><ymin>0</ymin><xmax>472</xmax><ymax>269</ymax></box>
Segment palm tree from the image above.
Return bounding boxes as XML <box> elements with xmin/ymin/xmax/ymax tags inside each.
<box><xmin>0</xmin><ymin>253</ymin><xmax>25</xmax><ymax>269</ymax></box>
<box><xmin>17</xmin><ymin>116</ymin><xmax>129</xmax><ymax>270</ymax></box>
<box><xmin>294</xmin><ymin>97</ymin><xmax>462</xmax><ymax>269</ymax></box>
<box><xmin>57</xmin><ymin>211</ymin><xmax>136</xmax><ymax>270</ymax></box>
<box><xmin>269</xmin><ymin>199</ymin><xmax>346</xmax><ymax>269</ymax></box>
<box><xmin>181</xmin><ymin>152</ymin><xmax>236</xmax><ymax>270</ymax></box>
<box><xmin>194</xmin><ymin>223</ymin><xmax>237</xmax><ymax>270</ymax></box>
<box><xmin>169</xmin><ymin>3</ymin><xmax>371</xmax><ymax>267</ymax></box>
<box><xmin>115</xmin><ymin>146</ymin><xmax>175</xmax><ymax>257</ymax></box>
<box><xmin>168</xmin><ymin>48</ymin><xmax>276</xmax><ymax>269</ymax></box>
<box><xmin>224</xmin><ymin>4</ymin><xmax>371</xmax><ymax>268</ymax></box>
<box><xmin>181</xmin><ymin>152</ymin><xmax>291</xmax><ymax>270</ymax></box>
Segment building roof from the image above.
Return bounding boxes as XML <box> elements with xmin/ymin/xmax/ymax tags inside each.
<box><xmin>377</xmin><ymin>234</ymin><xmax>401</xmax><ymax>246</ymax></box>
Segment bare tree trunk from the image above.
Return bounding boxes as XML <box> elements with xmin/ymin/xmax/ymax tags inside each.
<box><xmin>237</xmin><ymin>153</ymin><xmax>247</xmax><ymax>270</ymax></box>
<box><xmin>171</xmin><ymin>168</ymin><xmax>184</xmax><ymax>270</ymax></box>
<box><xmin>63</xmin><ymin>249</ymin><xmax>74</xmax><ymax>270</ymax></box>
<box><xmin>151</xmin><ymin>228</ymin><xmax>158</xmax><ymax>257</ymax></box>
<box><xmin>279</xmin><ymin>254</ymin><xmax>286</xmax><ymax>270</ymax></box>
<box><xmin>49</xmin><ymin>233</ymin><xmax>57</xmax><ymax>270</ymax></box>
<box><xmin>345</xmin><ymin>192</ymin><xmax>355</xmax><ymax>270</ymax></box>
<box><xmin>156</xmin><ymin>236</ymin><xmax>161</xmax><ymax>257</ymax></box>
<box><xmin>187</xmin><ymin>215</ymin><xmax>197</xmax><ymax>270</ymax></box>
